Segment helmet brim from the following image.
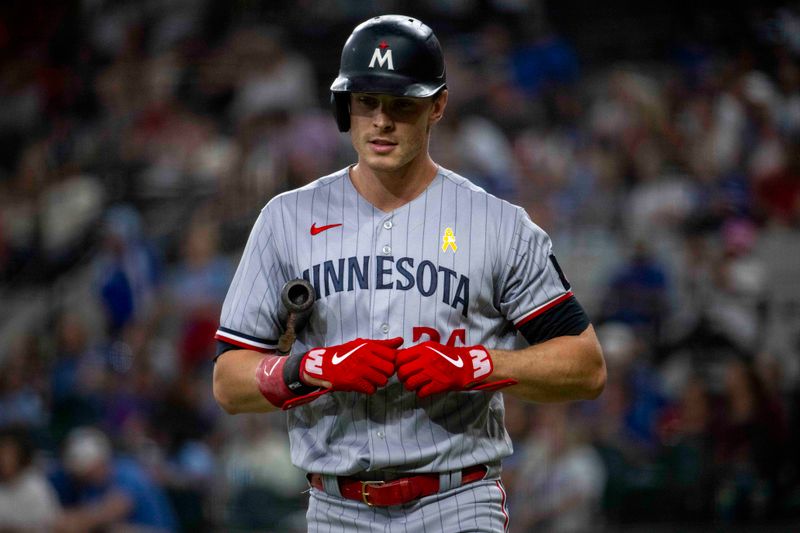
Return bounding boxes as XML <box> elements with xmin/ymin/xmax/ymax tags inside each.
<box><xmin>330</xmin><ymin>74</ymin><xmax>445</xmax><ymax>98</ymax></box>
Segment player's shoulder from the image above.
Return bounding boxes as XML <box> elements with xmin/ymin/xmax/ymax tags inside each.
<box><xmin>260</xmin><ymin>168</ymin><xmax>349</xmax><ymax>213</ymax></box>
<box><xmin>438</xmin><ymin>167</ymin><xmax>527</xmax><ymax>220</ymax></box>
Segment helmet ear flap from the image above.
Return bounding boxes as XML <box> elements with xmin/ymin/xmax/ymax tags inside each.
<box><xmin>331</xmin><ymin>92</ymin><xmax>350</xmax><ymax>132</ymax></box>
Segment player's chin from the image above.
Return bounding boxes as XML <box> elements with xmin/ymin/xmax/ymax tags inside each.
<box><xmin>361</xmin><ymin>153</ymin><xmax>402</xmax><ymax>171</ymax></box>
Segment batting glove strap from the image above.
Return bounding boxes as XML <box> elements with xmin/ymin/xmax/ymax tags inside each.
<box><xmin>255</xmin><ymin>354</ymin><xmax>322</xmax><ymax>410</ymax></box>
<box><xmin>283</xmin><ymin>351</ymin><xmax>319</xmax><ymax>396</ymax></box>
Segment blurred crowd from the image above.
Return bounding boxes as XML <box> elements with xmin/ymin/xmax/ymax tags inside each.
<box><xmin>1</xmin><ymin>1</ymin><xmax>800</xmax><ymax>531</ymax></box>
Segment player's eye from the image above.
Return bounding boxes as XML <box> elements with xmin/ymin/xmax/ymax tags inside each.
<box><xmin>392</xmin><ymin>99</ymin><xmax>417</xmax><ymax>112</ymax></box>
<box><xmin>356</xmin><ymin>95</ymin><xmax>379</xmax><ymax>108</ymax></box>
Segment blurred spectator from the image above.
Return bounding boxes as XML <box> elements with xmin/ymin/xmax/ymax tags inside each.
<box><xmin>100</xmin><ymin>323</ymin><xmax>160</xmax><ymax>442</ymax></box>
<box><xmin>624</xmin><ymin>147</ymin><xmax>698</xmax><ymax>254</ymax></box>
<box><xmin>166</xmin><ymin>211</ymin><xmax>233</xmax><ymax>374</ymax></box>
<box><xmin>0</xmin><ymin>118</ymin><xmax>106</xmax><ymax>282</ymax></box>
<box><xmin>149</xmin><ymin>374</ymin><xmax>217</xmax><ymax>532</ymax></box>
<box><xmin>750</xmin><ymin>219</ymin><xmax>800</xmax><ymax>391</ymax></box>
<box><xmin>227</xmin><ymin>27</ymin><xmax>317</xmax><ymax>122</ymax></box>
<box><xmin>669</xmin><ymin>218</ymin><xmax>767</xmax><ymax>369</ymax></box>
<box><xmin>589</xmin><ymin>322</ymin><xmax>672</xmax><ymax>523</ymax></box>
<box><xmin>281</xmin><ymin>110</ymin><xmax>344</xmax><ymax>188</ymax></box>
<box><xmin>0</xmin><ymin>426</ymin><xmax>61</xmax><ymax>531</ymax></box>
<box><xmin>600</xmin><ymin>243</ymin><xmax>671</xmax><ymax>343</ymax></box>
<box><xmin>707</xmin><ymin>220</ymin><xmax>766</xmax><ymax>352</ymax></box>
<box><xmin>0</xmin><ymin>59</ymin><xmax>43</xmax><ymax>139</ymax></box>
<box><xmin>49</xmin><ymin>312</ymin><xmax>108</xmax><ymax>443</ymax></box>
<box><xmin>125</xmin><ymin>56</ymin><xmax>235</xmax><ymax>201</ymax></box>
<box><xmin>597</xmin><ymin>322</ymin><xmax>671</xmax><ymax>452</ymax></box>
<box><xmin>509</xmin><ymin>18</ymin><xmax>580</xmax><ymax>100</ymax></box>
<box><xmin>435</xmin><ymin>112</ymin><xmax>519</xmax><ymax>198</ymax></box>
<box><xmin>39</xmin><ymin>161</ymin><xmax>105</xmax><ymax>269</ymax></box>
<box><xmin>657</xmin><ymin>377</ymin><xmax>716</xmax><ymax>521</ymax></box>
<box><xmin>92</xmin><ymin>205</ymin><xmax>161</xmax><ymax>335</ymax></box>
<box><xmin>755</xmin><ymin>140</ymin><xmax>800</xmax><ymax>226</ymax></box>
<box><xmin>49</xmin><ymin>426</ymin><xmax>178</xmax><ymax>533</ymax></box>
<box><xmin>0</xmin><ymin>336</ymin><xmax>48</xmax><ymax>432</ymax></box>
<box><xmin>220</xmin><ymin>415</ymin><xmax>307</xmax><ymax>532</ymax></box>
<box><xmin>508</xmin><ymin>405</ymin><xmax>606</xmax><ymax>532</ymax></box>
<box><xmin>0</xmin><ymin>141</ymin><xmax>46</xmax><ymax>282</ymax></box>
<box><xmin>714</xmin><ymin>358</ymin><xmax>788</xmax><ymax>523</ymax></box>
<box><xmin>775</xmin><ymin>56</ymin><xmax>800</xmax><ymax>138</ymax></box>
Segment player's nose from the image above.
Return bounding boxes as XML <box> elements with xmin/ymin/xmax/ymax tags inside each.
<box><xmin>372</xmin><ymin>105</ymin><xmax>394</xmax><ymax>130</ymax></box>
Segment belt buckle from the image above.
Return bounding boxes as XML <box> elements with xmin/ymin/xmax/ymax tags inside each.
<box><xmin>360</xmin><ymin>480</ymin><xmax>385</xmax><ymax>506</ymax></box>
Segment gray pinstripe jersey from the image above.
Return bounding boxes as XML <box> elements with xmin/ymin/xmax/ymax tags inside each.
<box><xmin>216</xmin><ymin>166</ymin><xmax>573</xmax><ymax>475</ymax></box>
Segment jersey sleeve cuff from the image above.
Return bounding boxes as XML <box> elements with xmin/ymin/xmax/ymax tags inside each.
<box><xmin>514</xmin><ymin>292</ymin><xmax>590</xmax><ymax>345</ymax></box>
<box><xmin>514</xmin><ymin>291</ymin><xmax>574</xmax><ymax>328</ymax></box>
<box><xmin>214</xmin><ymin>326</ymin><xmax>277</xmax><ymax>353</ymax></box>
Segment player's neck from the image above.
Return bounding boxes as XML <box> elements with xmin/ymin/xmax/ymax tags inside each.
<box><xmin>350</xmin><ymin>156</ymin><xmax>439</xmax><ymax>212</ymax></box>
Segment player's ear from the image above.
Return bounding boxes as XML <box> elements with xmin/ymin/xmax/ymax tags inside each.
<box><xmin>428</xmin><ymin>89</ymin><xmax>448</xmax><ymax>125</ymax></box>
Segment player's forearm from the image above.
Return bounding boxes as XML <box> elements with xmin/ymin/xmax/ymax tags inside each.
<box><xmin>213</xmin><ymin>349</ymin><xmax>279</xmax><ymax>413</ymax></box>
<box><xmin>490</xmin><ymin>325</ymin><xmax>606</xmax><ymax>403</ymax></box>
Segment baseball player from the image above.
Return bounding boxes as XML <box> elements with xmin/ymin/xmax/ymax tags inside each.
<box><xmin>212</xmin><ymin>15</ymin><xmax>606</xmax><ymax>532</ymax></box>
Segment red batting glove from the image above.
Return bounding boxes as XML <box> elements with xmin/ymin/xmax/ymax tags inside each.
<box><xmin>300</xmin><ymin>337</ymin><xmax>403</xmax><ymax>394</ymax></box>
<box><xmin>396</xmin><ymin>341</ymin><xmax>517</xmax><ymax>398</ymax></box>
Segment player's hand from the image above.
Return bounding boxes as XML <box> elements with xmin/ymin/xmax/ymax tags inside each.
<box><xmin>300</xmin><ymin>337</ymin><xmax>403</xmax><ymax>394</ymax></box>
<box><xmin>396</xmin><ymin>341</ymin><xmax>517</xmax><ymax>398</ymax></box>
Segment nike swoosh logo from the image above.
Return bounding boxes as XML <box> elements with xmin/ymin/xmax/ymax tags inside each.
<box><xmin>265</xmin><ymin>357</ymin><xmax>281</xmax><ymax>376</ymax></box>
<box><xmin>427</xmin><ymin>346</ymin><xmax>463</xmax><ymax>368</ymax></box>
<box><xmin>331</xmin><ymin>342</ymin><xmax>367</xmax><ymax>365</ymax></box>
<box><xmin>310</xmin><ymin>223</ymin><xmax>343</xmax><ymax>235</ymax></box>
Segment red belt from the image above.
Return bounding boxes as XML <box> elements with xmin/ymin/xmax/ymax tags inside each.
<box><xmin>308</xmin><ymin>465</ymin><xmax>487</xmax><ymax>507</ymax></box>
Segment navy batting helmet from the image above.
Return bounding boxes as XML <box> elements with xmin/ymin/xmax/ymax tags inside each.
<box><xmin>330</xmin><ymin>15</ymin><xmax>447</xmax><ymax>132</ymax></box>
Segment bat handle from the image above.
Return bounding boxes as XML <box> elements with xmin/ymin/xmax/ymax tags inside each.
<box><xmin>277</xmin><ymin>278</ymin><xmax>315</xmax><ymax>355</ymax></box>
<box><xmin>277</xmin><ymin>314</ymin><xmax>297</xmax><ymax>355</ymax></box>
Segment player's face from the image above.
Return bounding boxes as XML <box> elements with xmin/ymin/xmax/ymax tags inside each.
<box><xmin>349</xmin><ymin>92</ymin><xmax>447</xmax><ymax>174</ymax></box>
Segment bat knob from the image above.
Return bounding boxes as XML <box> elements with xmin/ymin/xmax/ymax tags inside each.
<box><xmin>281</xmin><ymin>279</ymin><xmax>315</xmax><ymax>314</ymax></box>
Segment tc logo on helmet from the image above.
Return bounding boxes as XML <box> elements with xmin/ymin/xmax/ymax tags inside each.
<box><xmin>369</xmin><ymin>40</ymin><xmax>394</xmax><ymax>70</ymax></box>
